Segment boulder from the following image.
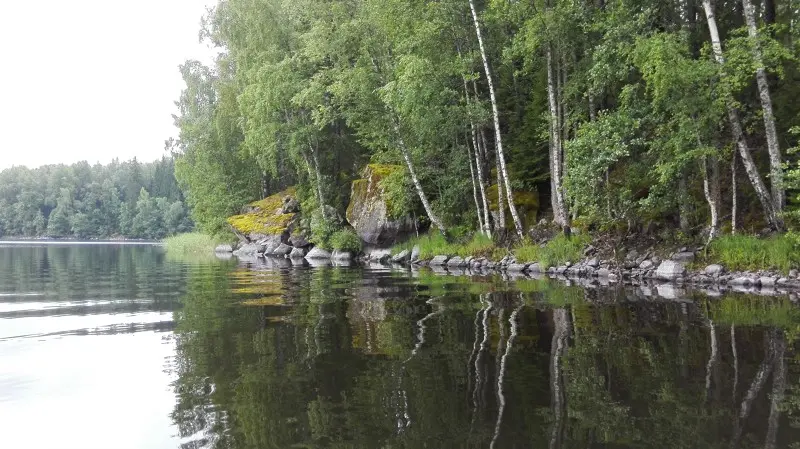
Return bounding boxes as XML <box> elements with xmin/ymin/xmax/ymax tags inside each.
<box><xmin>288</xmin><ymin>232</ymin><xmax>311</xmax><ymax>248</ymax></box>
<box><xmin>730</xmin><ymin>277</ymin><xmax>753</xmax><ymax>286</ymax></box>
<box><xmin>272</xmin><ymin>243</ymin><xmax>293</xmax><ymax>256</ymax></box>
<box><xmin>365</xmin><ymin>248</ymin><xmax>392</xmax><ymax>261</ymax></box>
<box><xmin>586</xmin><ymin>258</ymin><xmax>600</xmax><ymax>269</ymax></box>
<box><xmin>392</xmin><ymin>250</ymin><xmax>410</xmax><ymax>263</ymax></box>
<box><xmin>760</xmin><ymin>277</ymin><xmax>777</xmax><ymax>287</ymax></box>
<box><xmin>345</xmin><ymin>165</ymin><xmax>416</xmax><ymax>245</ymax></box>
<box><xmin>429</xmin><ymin>255</ymin><xmax>450</xmax><ymax>266</ymax></box>
<box><xmin>705</xmin><ymin>264</ymin><xmax>725</xmax><ymax>276</ymax></box>
<box><xmin>305</xmin><ymin>247</ymin><xmax>332</xmax><ymax>260</ymax></box>
<box><xmin>527</xmin><ymin>263</ymin><xmax>542</xmax><ymax>273</ymax></box>
<box><xmin>289</xmin><ymin>247</ymin><xmax>307</xmax><ymax>259</ymax></box>
<box><xmin>639</xmin><ymin>260</ymin><xmax>654</xmax><ymax>270</ymax></box>
<box><xmin>655</xmin><ymin>261</ymin><xmax>686</xmax><ymax>280</ymax></box>
<box><xmin>215</xmin><ymin>244</ymin><xmax>233</xmax><ymax>253</ymax></box>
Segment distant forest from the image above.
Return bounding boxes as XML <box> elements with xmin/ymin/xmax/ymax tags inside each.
<box><xmin>0</xmin><ymin>157</ymin><xmax>192</xmax><ymax>239</ymax></box>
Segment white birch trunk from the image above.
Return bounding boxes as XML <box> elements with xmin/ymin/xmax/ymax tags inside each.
<box><xmin>392</xmin><ymin>119</ymin><xmax>447</xmax><ymax>232</ymax></box>
<box><xmin>469</xmin><ymin>0</ymin><xmax>525</xmax><ymax>238</ymax></box>
<box><xmin>701</xmin><ymin>0</ymin><xmax>783</xmax><ymax>231</ymax></box>
<box><xmin>702</xmin><ymin>156</ymin><xmax>721</xmax><ymax>241</ymax></box>
<box><xmin>464</xmin><ymin>78</ymin><xmax>493</xmax><ymax>236</ymax></box>
<box><xmin>742</xmin><ymin>0</ymin><xmax>785</xmax><ymax>210</ymax></box>
<box><xmin>485</xmin><ymin>128</ymin><xmax>507</xmax><ymax>230</ymax></box>
<box><xmin>732</xmin><ymin>154</ymin><xmax>738</xmax><ymax>235</ymax></box>
<box><xmin>547</xmin><ymin>46</ymin><xmax>570</xmax><ymax>228</ymax></box>
<box><xmin>467</xmin><ymin>139</ymin><xmax>486</xmax><ymax>233</ymax></box>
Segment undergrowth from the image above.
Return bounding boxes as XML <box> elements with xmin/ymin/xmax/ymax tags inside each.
<box><xmin>393</xmin><ymin>232</ymin><xmax>497</xmax><ymax>260</ymax></box>
<box><xmin>514</xmin><ymin>234</ymin><xmax>590</xmax><ymax>267</ymax></box>
<box><xmin>705</xmin><ymin>234</ymin><xmax>798</xmax><ymax>273</ymax></box>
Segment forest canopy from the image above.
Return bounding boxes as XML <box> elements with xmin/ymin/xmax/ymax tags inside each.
<box><xmin>0</xmin><ymin>157</ymin><xmax>192</xmax><ymax>239</ymax></box>
<box><xmin>170</xmin><ymin>0</ymin><xmax>800</xmax><ymax>241</ymax></box>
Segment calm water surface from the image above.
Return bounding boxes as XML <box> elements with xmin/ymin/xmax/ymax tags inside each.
<box><xmin>1</xmin><ymin>243</ymin><xmax>798</xmax><ymax>449</ymax></box>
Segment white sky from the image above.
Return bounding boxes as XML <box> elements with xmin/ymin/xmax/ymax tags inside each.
<box><xmin>0</xmin><ymin>0</ymin><xmax>217</xmax><ymax>170</ymax></box>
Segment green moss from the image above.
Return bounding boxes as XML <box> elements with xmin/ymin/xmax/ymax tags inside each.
<box><xmin>227</xmin><ymin>187</ymin><xmax>297</xmax><ymax>235</ymax></box>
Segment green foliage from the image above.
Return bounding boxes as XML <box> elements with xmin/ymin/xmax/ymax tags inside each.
<box><xmin>329</xmin><ymin>228</ymin><xmax>363</xmax><ymax>253</ymax></box>
<box><xmin>514</xmin><ymin>234</ymin><xmax>591</xmax><ymax>267</ymax></box>
<box><xmin>393</xmin><ymin>232</ymin><xmax>495</xmax><ymax>260</ymax></box>
<box><xmin>309</xmin><ymin>214</ymin><xmax>339</xmax><ymax>251</ymax></box>
<box><xmin>706</xmin><ymin>234</ymin><xmax>798</xmax><ymax>273</ymax></box>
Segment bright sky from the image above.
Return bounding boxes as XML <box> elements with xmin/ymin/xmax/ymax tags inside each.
<box><xmin>0</xmin><ymin>0</ymin><xmax>217</xmax><ymax>170</ymax></box>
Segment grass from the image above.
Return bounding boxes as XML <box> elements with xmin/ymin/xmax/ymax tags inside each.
<box><xmin>708</xmin><ymin>296</ymin><xmax>800</xmax><ymax>330</ymax></box>
<box><xmin>514</xmin><ymin>234</ymin><xmax>590</xmax><ymax>268</ymax></box>
<box><xmin>392</xmin><ymin>232</ymin><xmax>496</xmax><ymax>260</ymax></box>
<box><xmin>163</xmin><ymin>232</ymin><xmax>227</xmax><ymax>256</ymax></box>
<box><xmin>705</xmin><ymin>234</ymin><xmax>798</xmax><ymax>273</ymax></box>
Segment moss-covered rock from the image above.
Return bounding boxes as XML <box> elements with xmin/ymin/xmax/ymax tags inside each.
<box><xmin>346</xmin><ymin>164</ymin><xmax>416</xmax><ymax>245</ymax></box>
<box><xmin>227</xmin><ymin>187</ymin><xmax>299</xmax><ymax>242</ymax></box>
<box><xmin>486</xmin><ymin>185</ymin><xmax>539</xmax><ymax>229</ymax></box>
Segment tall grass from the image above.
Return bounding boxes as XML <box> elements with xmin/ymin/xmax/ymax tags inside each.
<box><xmin>514</xmin><ymin>234</ymin><xmax>590</xmax><ymax>267</ymax></box>
<box><xmin>707</xmin><ymin>234</ymin><xmax>797</xmax><ymax>273</ymax></box>
<box><xmin>393</xmin><ymin>232</ymin><xmax>496</xmax><ymax>260</ymax></box>
<box><xmin>163</xmin><ymin>232</ymin><xmax>226</xmax><ymax>256</ymax></box>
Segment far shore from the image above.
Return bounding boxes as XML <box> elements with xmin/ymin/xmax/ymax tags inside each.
<box><xmin>0</xmin><ymin>237</ymin><xmax>161</xmax><ymax>245</ymax></box>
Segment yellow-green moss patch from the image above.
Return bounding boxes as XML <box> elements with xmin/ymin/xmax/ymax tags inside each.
<box><xmin>227</xmin><ymin>187</ymin><xmax>297</xmax><ymax>235</ymax></box>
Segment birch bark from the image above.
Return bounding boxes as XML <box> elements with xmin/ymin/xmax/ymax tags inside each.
<box><xmin>468</xmin><ymin>0</ymin><xmax>524</xmax><ymax>238</ymax></box>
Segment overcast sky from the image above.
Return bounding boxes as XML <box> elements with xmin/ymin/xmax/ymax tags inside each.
<box><xmin>0</xmin><ymin>0</ymin><xmax>216</xmax><ymax>170</ymax></box>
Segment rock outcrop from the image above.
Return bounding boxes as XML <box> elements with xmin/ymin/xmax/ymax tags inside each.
<box><xmin>227</xmin><ymin>187</ymin><xmax>300</xmax><ymax>244</ymax></box>
<box><xmin>345</xmin><ymin>165</ymin><xmax>415</xmax><ymax>246</ymax></box>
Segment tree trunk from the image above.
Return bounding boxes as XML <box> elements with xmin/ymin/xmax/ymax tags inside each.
<box><xmin>464</xmin><ymin>78</ymin><xmax>493</xmax><ymax>237</ymax></box>
<box><xmin>392</xmin><ymin>119</ymin><xmax>447</xmax><ymax>232</ymax></box>
<box><xmin>467</xmin><ymin>137</ymin><xmax>486</xmax><ymax>234</ymax></box>
<box><xmin>486</xmin><ymin>128</ymin><xmax>507</xmax><ymax>230</ymax></box>
<box><xmin>679</xmin><ymin>174</ymin><xmax>691</xmax><ymax>233</ymax></box>
<box><xmin>702</xmin><ymin>155</ymin><xmax>721</xmax><ymax>241</ymax></box>
<box><xmin>701</xmin><ymin>0</ymin><xmax>784</xmax><ymax>231</ymax></box>
<box><xmin>547</xmin><ymin>46</ymin><xmax>570</xmax><ymax>228</ymax></box>
<box><xmin>468</xmin><ymin>0</ymin><xmax>525</xmax><ymax>239</ymax></box>
<box><xmin>742</xmin><ymin>0</ymin><xmax>785</xmax><ymax>210</ymax></box>
<box><xmin>762</xmin><ymin>0</ymin><xmax>776</xmax><ymax>25</ymax></box>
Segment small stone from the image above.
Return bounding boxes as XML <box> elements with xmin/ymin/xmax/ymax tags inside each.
<box><xmin>378</xmin><ymin>254</ymin><xmax>392</xmax><ymax>264</ymax></box>
<box><xmin>704</xmin><ymin>264</ymin><xmax>725</xmax><ymax>276</ymax></box>
<box><xmin>565</xmin><ymin>261</ymin><xmax>573</xmax><ymax>268</ymax></box>
<box><xmin>730</xmin><ymin>277</ymin><xmax>753</xmax><ymax>286</ymax></box>
<box><xmin>507</xmin><ymin>263</ymin><xmax>528</xmax><ymax>272</ymax></box>
<box><xmin>586</xmin><ymin>258</ymin><xmax>599</xmax><ymax>269</ymax></box>
<box><xmin>790</xmin><ymin>269</ymin><xmax>799</xmax><ymax>279</ymax></box>
<box><xmin>392</xmin><ymin>250</ymin><xmax>410</xmax><ymax>263</ymax></box>
<box><xmin>410</xmin><ymin>245</ymin><xmax>421</xmax><ymax>262</ymax></box>
<box><xmin>447</xmin><ymin>256</ymin><xmax>466</xmax><ymax>267</ymax></box>
<box><xmin>429</xmin><ymin>255</ymin><xmax>450</xmax><ymax>266</ymax></box>
<box><xmin>597</xmin><ymin>268</ymin><xmax>611</xmax><ymax>278</ymax></box>
<box><xmin>289</xmin><ymin>247</ymin><xmax>306</xmax><ymax>258</ymax></box>
<box><xmin>273</xmin><ymin>243</ymin><xmax>293</xmax><ymax>256</ymax></box>
<box><xmin>639</xmin><ymin>260</ymin><xmax>654</xmax><ymax>270</ymax></box>
<box><xmin>305</xmin><ymin>247</ymin><xmax>332</xmax><ymax>260</ymax></box>
<box><xmin>332</xmin><ymin>250</ymin><xmax>353</xmax><ymax>261</ymax></box>
<box><xmin>214</xmin><ymin>244</ymin><xmax>233</xmax><ymax>253</ymax></box>
<box><xmin>527</xmin><ymin>263</ymin><xmax>542</xmax><ymax>273</ymax></box>
<box><xmin>556</xmin><ymin>266</ymin><xmax>568</xmax><ymax>275</ymax></box>
<box><xmin>655</xmin><ymin>261</ymin><xmax>686</xmax><ymax>280</ymax></box>
<box><xmin>760</xmin><ymin>277</ymin><xmax>778</xmax><ymax>287</ymax></box>
<box><xmin>672</xmin><ymin>252</ymin><xmax>696</xmax><ymax>262</ymax></box>
<box><xmin>777</xmin><ymin>277</ymin><xmax>790</xmax><ymax>285</ymax></box>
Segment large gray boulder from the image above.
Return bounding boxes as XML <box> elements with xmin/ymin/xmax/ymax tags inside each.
<box><xmin>272</xmin><ymin>243</ymin><xmax>293</xmax><ymax>256</ymax></box>
<box><xmin>447</xmin><ymin>256</ymin><xmax>466</xmax><ymax>267</ymax></box>
<box><xmin>655</xmin><ymin>261</ymin><xmax>686</xmax><ymax>280</ymax></box>
<box><xmin>305</xmin><ymin>247</ymin><xmax>332</xmax><ymax>260</ymax></box>
<box><xmin>429</xmin><ymin>255</ymin><xmax>450</xmax><ymax>266</ymax></box>
<box><xmin>345</xmin><ymin>165</ymin><xmax>416</xmax><ymax>245</ymax></box>
<box><xmin>705</xmin><ymin>264</ymin><xmax>725</xmax><ymax>276</ymax></box>
<box><xmin>289</xmin><ymin>247</ymin><xmax>307</xmax><ymax>258</ymax></box>
<box><xmin>233</xmin><ymin>243</ymin><xmax>263</xmax><ymax>257</ymax></box>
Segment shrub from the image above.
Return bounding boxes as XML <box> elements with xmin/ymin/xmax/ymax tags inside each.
<box><xmin>330</xmin><ymin>228</ymin><xmax>363</xmax><ymax>253</ymax></box>
<box><xmin>707</xmin><ymin>234</ymin><xmax>797</xmax><ymax>273</ymax></box>
<box><xmin>309</xmin><ymin>213</ymin><xmax>338</xmax><ymax>250</ymax></box>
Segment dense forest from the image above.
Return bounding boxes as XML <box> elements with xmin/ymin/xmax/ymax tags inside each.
<box><xmin>172</xmin><ymin>0</ymin><xmax>800</xmax><ymax>242</ymax></box>
<box><xmin>0</xmin><ymin>157</ymin><xmax>192</xmax><ymax>239</ymax></box>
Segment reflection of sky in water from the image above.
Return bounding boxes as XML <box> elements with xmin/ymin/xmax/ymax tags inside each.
<box><xmin>0</xmin><ymin>332</ymin><xmax>178</xmax><ymax>449</ymax></box>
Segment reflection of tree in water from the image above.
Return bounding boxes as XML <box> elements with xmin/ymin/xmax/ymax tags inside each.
<box><xmin>170</xmin><ymin>266</ymin><xmax>800</xmax><ymax>449</ymax></box>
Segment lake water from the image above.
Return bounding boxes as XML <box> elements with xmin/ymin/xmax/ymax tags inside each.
<box><xmin>0</xmin><ymin>243</ymin><xmax>798</xmax><ymax>449</ymax></box>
